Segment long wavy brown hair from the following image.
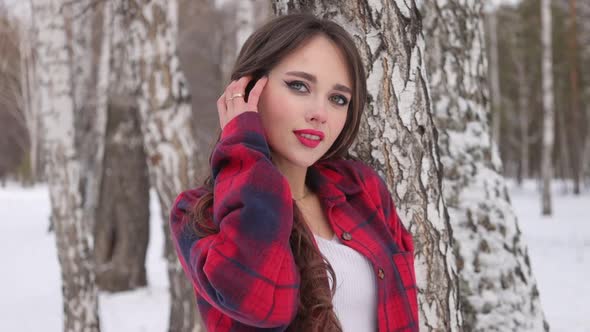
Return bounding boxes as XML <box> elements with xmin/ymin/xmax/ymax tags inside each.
<box><xmin>190</xmin><ymin>13</ymin><xmax>366</xmax><ymax>331</ymax></box>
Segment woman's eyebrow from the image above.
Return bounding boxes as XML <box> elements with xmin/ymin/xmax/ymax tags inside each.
<box><xmin>285</xmin><ymin>71</ymin><xmax>352</xmax><ymax>94</ymax></box>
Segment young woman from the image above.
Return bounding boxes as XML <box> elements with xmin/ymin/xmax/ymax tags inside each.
<box><xmin>169</xmin><ymin>13</ymin><xmax>418</xmax><ymax>332</ymax></box>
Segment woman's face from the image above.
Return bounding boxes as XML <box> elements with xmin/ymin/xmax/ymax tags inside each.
<box><xmin>257</xmin><ymin>34</ymin><xmax>352</xmax><ymax>170</ymax></box>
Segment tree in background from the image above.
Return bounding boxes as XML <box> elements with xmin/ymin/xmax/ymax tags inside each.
<box><xmin>423</xmin><ymin>0</ymin><xmax>548</xmax><ymax>330</ymax></box>
<box><xmin>274</xmin><ymin>0</ymin><xmax>462</xmax><ymax>330</ymax></box>
<box><xmin>492</xmin><ymin>0</ymin><xmax>589</xmax><ymax>192</ymax></box>
<box><xmin>0</xmin><ymin>8</ymin><xmax>28</xmax><ymax>181</ymax></box>
<box><xmin>486</xmin><ymin>7</ymin><xmax>502</xmax><ymax>148</ymax></box>
<box><xmin>579</xmin><ymin>0</ymin><xmax>590</xmax><ymax>181</ymax></box>
<box><xmin>93</xmin><ymin>0</ymin><xmax>151</xmax><ymax>292</ymax></box>
<box><xmin>32</xmin><ymin>0</ymin><xmax>103</xmax><ymax>330</ymax></box>
<box><xmin>124</xmin><ymin>0</ymin><xmax>207</xmax><ymax>330</ymax></box>
<box><xmin>541</xmin><ymin>0</ymin><xmax>555</xmax><ymax>215</ymax></box>
<box><xmin>0</xmin><ymin>3</ymin><xmax>39</xmax><ymax>184</ymax></box>
<box><xmin>566</xmin><ymin>0</ymin><xmax>584</xmax><ymax>195</ymax></box>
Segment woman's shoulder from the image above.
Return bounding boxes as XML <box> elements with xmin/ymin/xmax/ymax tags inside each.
<box><xmin>315</xmin><ymin>158</ymin><xmax>384</xmax><ymax>191</ymax></box>
<box><xmin>318</xmin><ymin>157</ymin><xmax>381</xmax><ymax>177</ymax></box>
<box><xmin>170</xmin><ymin>186</ymin><xmax>210</xmax><ymax>217</ymax></box>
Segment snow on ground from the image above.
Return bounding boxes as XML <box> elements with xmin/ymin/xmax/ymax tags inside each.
<box><xmin>0</xmin><ymin>180</ymin><xmax>588</xmax><ymax>331</ymax></box>
<box><xmin>0</xmin><ymin>184</ymin><xmax>168</xmax><ymax>332</ymax></box>
<box><xmin>507</xmin><ymin>180</ymin><xmax>590</xmax><ymax>332</ymax></box>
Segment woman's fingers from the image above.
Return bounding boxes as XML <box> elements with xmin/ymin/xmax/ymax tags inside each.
<box><xmin>217</xmin><ymin>80</ymin><xmax>237</xmax><ymax>130</ymax></box>
<box><xmin>247</xmin><ymin>76</ymin><xmax>268</xmax><ymax>112</ymax></box>
<box><xmin>218</xmin><ymin>76</ymin><xmax>267</xmax><ymax>130</ymax></box>
<box><xmin>227</xmin><ymin>76</ymin><xmax>250</xmax><ymax>112</ymax></box>
<box><xmin>217</xmin><ymin>93</ymin><xmax>228</xmax><ymax>130</ymax></box>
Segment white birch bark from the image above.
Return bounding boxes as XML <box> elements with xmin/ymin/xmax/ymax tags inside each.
<box><xmin>64</xmin><ymin>0</ymin><xmax>108</xmax><ymax>235</ymax></box>
<box><xmin>274</xmin><ymin>1</ymin><xmax>462</xmax><ymax>330</ymax></box>
<box><xmin>32</xmin><ymin>0</ymin><xmax>100</xmax><ymax>330</ymax></box>
<box><xmin>125</xmin><ymin>0</ymin><xmax>205</xmax><ymax>330</ymax></box>
<box><xmin>422</xmin><ymin>0</ymin><xmax>549</xmax><ymax>331</ymax></box>
<box><xmin>541</xmin><ymin>0</ymin><xmax>554</xmax><ymax>215</ymax></box>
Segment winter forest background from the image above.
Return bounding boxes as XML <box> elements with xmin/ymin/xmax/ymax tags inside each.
<box><xmin>0</xmin><ymin>0</ymin><xmax>588</xmax><ymax>331</ymax></box>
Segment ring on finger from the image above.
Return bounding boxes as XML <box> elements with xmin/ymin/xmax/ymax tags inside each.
<box><xmin>226</xmin><ymin>93</ymin><xmax>245</xmax><ymax>101</ymax></box>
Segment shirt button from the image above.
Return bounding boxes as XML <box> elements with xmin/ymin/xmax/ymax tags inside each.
<box><xmin>378</xmin><ymin>268</ymin><xmax>385</xmax><ymax>280</ymax></box>
<box><xmin>341</xmin><ymin>232</ymin><xmax>352</xmax><ymax>241</ymax></box>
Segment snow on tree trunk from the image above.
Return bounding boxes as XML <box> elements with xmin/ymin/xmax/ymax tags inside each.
<box><xmin>125</xmin><ymin>0</ymin><xmax>205</xmax><ymax>330</ymax></box>
<box><xmin>422</xmin><ymin>1</ymin><xmax>549</xmax><ymax>331</ymax></box>
<box><xmin>32</xmin><ymin>0</ymin><xmax>101</xmax><ymax>331</ymax></box>
<box><xmin>541</xmin><ymin>0</ymin><xmax>555</xmax><ymax>216</ymax></box>
<box><xmin>274</xmin><ymin>1</ymin><xmax>462</xmax><ymax>330</ymax></box>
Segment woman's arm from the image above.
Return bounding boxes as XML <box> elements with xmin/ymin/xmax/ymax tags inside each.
<box><xmin>169</xmin><ymin>112</ymin><xmax>299</xmax><ymax>328</ymax></box>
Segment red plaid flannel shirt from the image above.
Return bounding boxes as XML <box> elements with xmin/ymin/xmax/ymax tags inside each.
<box><xmin>169</xmin><ymin>112</ymin><xmax>418</xmax><ymax>331</ymax></box>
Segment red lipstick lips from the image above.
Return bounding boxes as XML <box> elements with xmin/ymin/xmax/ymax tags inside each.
<box><xmin>293</xmin><ymin>129</ymin><xmax>324</xmax><ymax>148</ymax></box>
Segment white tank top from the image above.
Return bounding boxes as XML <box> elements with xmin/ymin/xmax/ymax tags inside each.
<box><xmin>313</xmin><ymin>233</ymin><xmax>378</xmax><ymax>332</ymax></box>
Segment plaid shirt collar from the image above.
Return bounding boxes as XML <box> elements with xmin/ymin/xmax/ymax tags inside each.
<box><xmin>307</xmin><ymin>159</ymin><xmax>364</xmax><ymax>206</ymax></box>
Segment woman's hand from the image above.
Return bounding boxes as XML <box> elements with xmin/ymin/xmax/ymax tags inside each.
<box><xmin>217</xmin><ymin>76</ymin><xmax>268</xmax><ymax>130</ymax></box>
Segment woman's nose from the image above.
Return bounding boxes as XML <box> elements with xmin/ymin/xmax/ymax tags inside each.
<box><xmin>305</xmin><ymin>99</ymin><xmax>328</xmax><ymax>124</ymax></box>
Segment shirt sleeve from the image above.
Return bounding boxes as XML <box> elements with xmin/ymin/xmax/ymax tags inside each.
<box><xmin>169</xmin><ymin>111</ymin><xmax>300</xmax><ymax>328</ymax></box>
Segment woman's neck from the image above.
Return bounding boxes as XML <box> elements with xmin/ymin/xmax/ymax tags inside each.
<box><xmin>271</xmin><ymin>156</ymin><xmax>309</xmax><ymax>200</ymax></box>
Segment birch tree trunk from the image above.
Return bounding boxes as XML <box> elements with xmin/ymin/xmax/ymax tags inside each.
<box><xmin>215</xmin><ymin>0</ymin><xmax>270</xmax><ymax>82</ymax></box>
<box><xmin>422</xmin><ymin>1</ymin><xmax>549</xmax><ymax>331</ymax></box>
<box><xmin>507</xmin><ymin>12</ymin><xmax>534</xmax><ymax>186</ymax></box>
<box><xmin>18</xmin><ymin>14</ymin><xmax>40</xmax><ymax>182</ymax></box>
<box><xmin>64</xmin><ymin>0</ymin><xmax>108</xmax><ymax>235</ymax></box>
<box><xmin>274</xmin><ymin>1</ymin><xmax>462</xmax><ymax>330</ymax></box>
<box><xmin>541</xmin><ymin>0</ymin><xmax>555</xmax><ymax>215</ymax></box>
<box><xmin>125</xmin><ymin>0</ymin><xmax>206</xmax><ymax>330</ymax></box>
<box><xmin>93</xmin><ymin>0</ymin><xmax>150</xmax><ymax>292</ymax></box>
<box><xmin>556</xmin><ymin>96</ymin><xmax>573</xmax><ymax>183</ymax></box>
<box><xmin>33</xmin><ymin>0</ymin><xmax>101</xmax><ymax>330</ymax></box>
<box><xmin>515</xmin><ymin>60</ymin><xmax>530</xmax><ymax>185</ymax></box>
<box><xmin>0</xmin><ymin>13</ymin><xmax>29</xmax><ymax>180</ymax></box>
<box><xmin>235</xmin><ymin>0</ymin><xmax>255</xmax><ymax>53</ymax></box>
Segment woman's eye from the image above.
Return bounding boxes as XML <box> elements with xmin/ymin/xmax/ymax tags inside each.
<box><xmin>330</xmin><ymin>95</ymin><xmax>349</xmax><ymax>106</ymax></box>
<box><xmin>286</xmin><ymin>80</ymin><xmax>309</xmax><ymax>93</ymax></box>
